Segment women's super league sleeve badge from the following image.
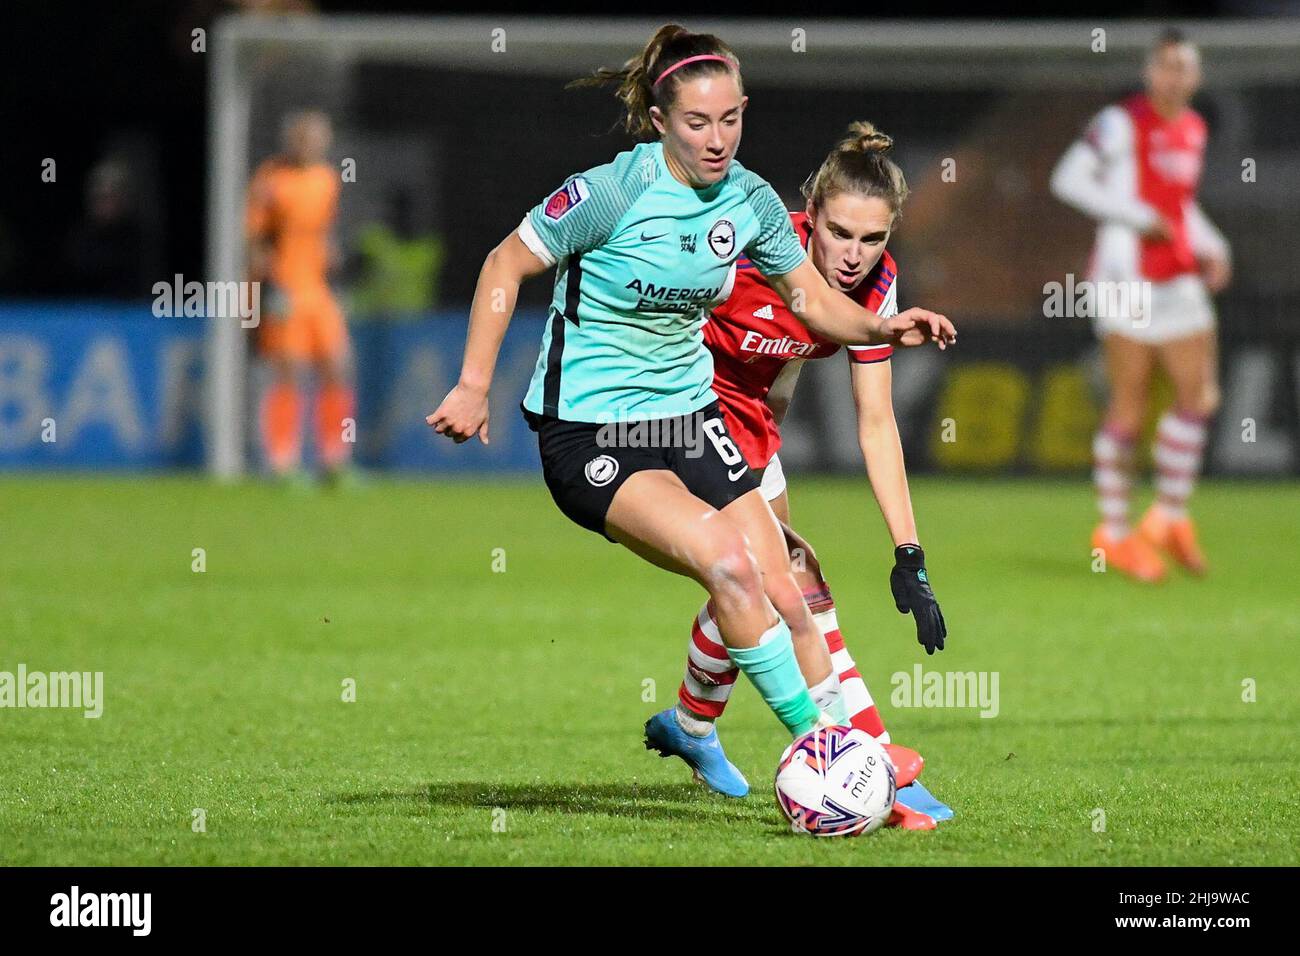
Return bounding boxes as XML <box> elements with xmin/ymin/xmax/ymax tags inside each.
<box><xmin>544</xmin><ymin>176</ymin><xmax>591</xmax><ymax>220</ymax></box>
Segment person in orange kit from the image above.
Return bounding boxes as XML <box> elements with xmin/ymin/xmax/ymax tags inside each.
<box><xmin>247</xmin><ymin>110</ymin><xmax>355</xmax><ymax>483</ymax></box>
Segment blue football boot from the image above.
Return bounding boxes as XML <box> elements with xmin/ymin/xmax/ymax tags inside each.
<box><xmin>896</xmin><ymin>780</ymin><xmax>955</xmax><ymax>821</ymax></box>
<box><xmin>643</xmin><ymin>709</ymin><xmax>749</xmax><ymax>798</ymax></box>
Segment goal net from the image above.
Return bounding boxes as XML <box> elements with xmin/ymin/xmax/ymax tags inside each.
<box><xmin>207</xmin><ymin>16</ymin><xmax>1300</xmax><ymax>477</ymax></box>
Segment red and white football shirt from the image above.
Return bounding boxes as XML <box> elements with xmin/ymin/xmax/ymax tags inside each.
<box><xmin>1052</xmin><ymin>93</ymin><xmax>1227</xmax><ymax>283</ymax></box>
<box><xmin>706</xmin><ymin>211</ymin><xmax>898</xmax><ymax>468</ymax></box>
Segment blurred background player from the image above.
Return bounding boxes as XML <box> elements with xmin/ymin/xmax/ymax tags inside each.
<box><xmin>652</xmin><ymin>122</ymin><xmax>951</xmax><ymax>827</ymax></box>
<box><xmin>1051</xmin><ymin>29</ymin><xmax>1231</xmax><ymax>582</ymax></box>
<box><xmin>246</xmin><ymin>109</ymin><xmax>355</xmax><ymax>484</ymax></box>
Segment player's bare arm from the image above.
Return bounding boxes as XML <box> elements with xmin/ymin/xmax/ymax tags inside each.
<box><xmin>426</xmin><ymin>232</ymin><xmax>550</xmax><ymax>444</ymax></box>
<box><xmin>848</xmin><ymin>358</ymin><xmax>946</xmax><ymax>653</ymax></box>
<box><xmin>767</xmin><ymin>257</ymin><xmax>955</xmax><ymax>349</ymax></box>
<box><xmin>764</xmin><ymin>359</ymin><xmax>804</xmax><ymax>427</ymax></box>
<box><xmin>850</xmin><ymin>359</ymin><xmax>918</xmax><ymax>548</ymax></box>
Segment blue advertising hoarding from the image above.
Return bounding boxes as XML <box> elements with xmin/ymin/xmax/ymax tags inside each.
<box><xmin>1</xmin><ymin>303</ymin><xmax>1296</xmax><ymax>476</ymax></box>
<box><xmin>0</xmin><ymin>304</ymin><xmax>548</xmax><ymax>473</ymax></box>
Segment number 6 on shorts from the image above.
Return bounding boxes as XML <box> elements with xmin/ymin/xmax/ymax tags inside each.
<box><xmin>703</xmin><ymin>417</ymin><xmax>743</xmax><ymax>466</ymax></box>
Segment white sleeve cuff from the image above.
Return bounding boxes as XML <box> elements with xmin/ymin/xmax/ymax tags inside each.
<box><xmin>517</xmin><ymin>216</ymin><xmax>557</xmax><ymax>268</ymax></box>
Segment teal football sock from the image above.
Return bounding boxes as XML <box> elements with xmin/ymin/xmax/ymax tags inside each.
<box><xmin>726</xmin><ymin>619</ymin><xmax>820</xmax><ymax>736</ymax></box>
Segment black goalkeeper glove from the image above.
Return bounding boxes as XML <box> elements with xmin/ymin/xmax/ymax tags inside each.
<box><xmin>890</xmin><ymin>544</ymin><xmax>947</xmax><ymax>655</ymax></box>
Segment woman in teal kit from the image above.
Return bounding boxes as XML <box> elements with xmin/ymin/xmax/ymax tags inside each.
<box><xmin>427</xmin><ymin>24</ymin><xmax>955</xmax><ymax>785</ymax></box>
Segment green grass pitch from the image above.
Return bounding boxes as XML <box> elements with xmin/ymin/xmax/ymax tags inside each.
<box><xmin>1</xmin><ymin>475</ymin><xmax>1296</xmax><ymax>866</ymax></box>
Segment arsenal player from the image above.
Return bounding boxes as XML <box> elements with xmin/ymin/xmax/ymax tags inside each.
<box><xmin>1051</xmin><ymin>29</ymin><xmax>1230</xmax><ymax>582</ymax></box>
<box><xmin>648</xmin><ymin>122</ymin><xmax>953</xmax><ymax>827</ymax></box>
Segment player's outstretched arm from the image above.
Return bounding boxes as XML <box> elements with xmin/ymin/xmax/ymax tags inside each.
<box><xmin>426</xmin><ymin>233</ymin><xmax>550</xmax><ymax>445</ymax></box>
<box><xmin>849</xmin><ymin>359</ymin><xmax>945</xmax><ymax>655</ymax></box>
<box><xmin>851</xmin><ymin>360</ymin><xmax>918</xmax><ymax>548</ymax></box>
<box><xmin>768</xmin><ymin>258</ymin><xmax>955</xmax><ymax>350</ymax></box>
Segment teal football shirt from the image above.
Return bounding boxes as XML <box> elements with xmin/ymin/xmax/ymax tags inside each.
<box><xmin>518</xmin><ymin>141</ymin><xmax>807</xmax><ymax>422</ymax></box>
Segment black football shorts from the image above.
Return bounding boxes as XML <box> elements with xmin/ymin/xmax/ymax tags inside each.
<box><xmin>523</xmin><ymin>401</ymin><xmax>761</xmax><ymax>541</ymax></box>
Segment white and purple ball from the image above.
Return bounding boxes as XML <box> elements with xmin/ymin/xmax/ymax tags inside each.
<box><xmin>774</xmin><ymin>726</ymin><xmax>897</xmax><ymax>836</ymax></box>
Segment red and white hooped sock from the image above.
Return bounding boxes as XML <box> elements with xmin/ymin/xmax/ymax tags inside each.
<box><xmin>676</xmin><ymin>601</ymin><xmax>740</xmax><ymax>728</ymax></box>
<box><xmin>1153</xmin><ymin>409</ymin><xmax>1207</xmax><ymax>520</ymax></box>
<box><xmin>803</xmin><ymin>583</ymin><xmax>889</xmax><ymax>742</ymax></box>
<box><xmin>1093</xmin><ymin>422</ymin><xmax>1137</xmax><ymax>539</ymax></box>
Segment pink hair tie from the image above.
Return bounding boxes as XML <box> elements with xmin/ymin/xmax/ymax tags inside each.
<box><xmin>653</xmin><ymin>54</ymin><xmax>732</xmax><ymax>87</ymax></box>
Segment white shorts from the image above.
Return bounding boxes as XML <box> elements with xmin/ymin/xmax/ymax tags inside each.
<box><xmin>1092</xmin><ymin>273</ymin><xmax>1216</xmax><ymax>345</ymax></box>
<box><xmin>758</xmin><ymin>452</ymin><xmax>787</xmax><ymax>502</ymax></box>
